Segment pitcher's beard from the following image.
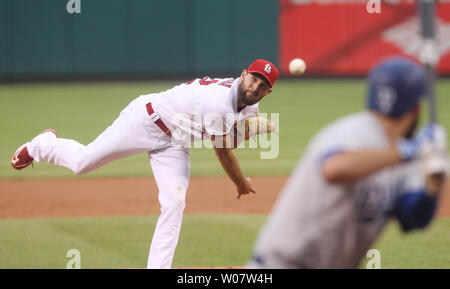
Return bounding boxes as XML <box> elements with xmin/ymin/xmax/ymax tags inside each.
<box><xmin>238</xmin><ymin>91</ymin><xmax>257</xmax><ymax>106</ymax></box>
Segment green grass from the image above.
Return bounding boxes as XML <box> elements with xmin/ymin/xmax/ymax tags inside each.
<box><xmin>370</xmin><ymin>219</ymin><xmax>450</xmax><ymax>269</ymax></box>
<box><xmin>1</xmin><ymin>214</ymin><xmax>449</xmax><ymax>269</ymax></box>
<box><xmin>2</xmin><ymin>79</ymin><xmax>449</xmax><ymax>178</ymax></box>
<box><xmin>0</xmin><ymin>214</ymin><xmax>265</xmax><ymax>269</ymax></box>
<box><xmin>1</xmin><ymin>79</ymin><xmax>450</xmax><ymax>269</ymax></box>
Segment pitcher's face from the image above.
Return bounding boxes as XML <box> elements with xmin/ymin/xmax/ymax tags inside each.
<box><xmin>237</xmin><ymin>70</ymin><xmax>271</xmax><ymax>106</ymax></box>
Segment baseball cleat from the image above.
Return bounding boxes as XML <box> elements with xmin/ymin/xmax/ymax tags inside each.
<box><xmin>11</xmin><ymin>129</ymin><xmax>58</xmax><ymax>170</ymax></box>
<box><xmin>11</xmin><ymin>143</ymin><xmax>33</xmax><ymax>170</ymax></box>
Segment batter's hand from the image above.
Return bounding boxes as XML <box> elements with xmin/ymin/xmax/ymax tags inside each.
<box><xmin>397</xmin><ymin>124</ymin><xmax>447</xmax><ymax>161</ymax></box>
<box><xmin>237</xmin><ymin>177</ymin><xmax>256</xmax><ymax>199</ymax></box>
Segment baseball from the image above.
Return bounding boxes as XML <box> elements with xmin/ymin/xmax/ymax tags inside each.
<box><xmin>289</xmin><ymin>58</ymin><xmax>306</xmax><ymax>75</ymax></box>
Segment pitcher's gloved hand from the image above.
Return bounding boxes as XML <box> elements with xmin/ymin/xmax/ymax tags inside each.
<box><xmin>232</xmin><ymin>116</ymin><xmax>276</xmax><ymax>147</ymax></box>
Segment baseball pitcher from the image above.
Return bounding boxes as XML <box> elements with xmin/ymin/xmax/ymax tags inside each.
<box><xmin>11</xmin><ymin>59</ymin><xmax>279</xmax><ymax>269</ymax></box>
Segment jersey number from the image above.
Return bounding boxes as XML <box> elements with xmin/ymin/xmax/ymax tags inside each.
<box><xmin>187</xmin><ymin>77</ymin><xmax>233</xmax><ymax>88</ymax></box>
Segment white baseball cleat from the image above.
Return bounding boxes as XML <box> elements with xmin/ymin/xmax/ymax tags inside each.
<box><xmin>11</xmin><ymin>129</ymin><xmax>58</xmax><ymax>170</ymax></box>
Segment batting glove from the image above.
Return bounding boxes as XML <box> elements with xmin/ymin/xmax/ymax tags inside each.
<box><xmin>397</xmin><ymin>123</ymin><xmax>447</xmax><ymax>161</ymax></box>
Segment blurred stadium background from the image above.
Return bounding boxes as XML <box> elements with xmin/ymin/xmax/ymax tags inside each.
<box><xmin>1</xmin><ymin>0</ymin><xmax>450</xmax><ymax>268</ymax></box>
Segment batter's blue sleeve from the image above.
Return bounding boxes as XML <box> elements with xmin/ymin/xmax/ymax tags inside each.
<box><xmin>319</xmin><ymin>148</ymin><xmax>345</xmax><ymax>165</ymax></box>
<box><xmin>393</xmin><ymin>190</ymin><xmax>437</xmax><ymax>232</ymax></box>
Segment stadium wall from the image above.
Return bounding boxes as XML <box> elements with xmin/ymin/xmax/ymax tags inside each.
<box><xmin>0</xmin><ymin>0</ymin><xmax>278</xmax><ymax>81</ymax></box>
<box><xmin>1</xmin><ymin>0</ymin><xmax>450</xmax><ymax>81</ymax></box>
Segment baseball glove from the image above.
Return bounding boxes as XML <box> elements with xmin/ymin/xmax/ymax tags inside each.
<box><xmin>231</xmin><ymin>116</ymin><xmax>276</xmax><ymax>147</ymax></box>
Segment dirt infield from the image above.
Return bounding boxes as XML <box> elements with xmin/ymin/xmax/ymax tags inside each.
<box><xmin>0</xmin><ymin>176</ymin><xmax>449</xmax><ymax>219</ymax></box>
<box><xmin>0</xmin><ymin>177</ymin><xmax>284</xmax><ymax>218</ymax></box>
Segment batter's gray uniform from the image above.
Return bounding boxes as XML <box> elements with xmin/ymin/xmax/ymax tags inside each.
<box><xmin>249</xmin><ymin>111</ymin><xmax>424</xmax><ymax>269</ymax></box>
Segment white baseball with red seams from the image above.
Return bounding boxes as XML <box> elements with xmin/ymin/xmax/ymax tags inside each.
<box><xmin>26</xmin><ymin>77</ymin><xmax>258</xmax><ymax>269</ymax></box>
<box><xmin>289</xmin><ymin>58</ymin><xmax>306</xmax><ymax>75</ymax></box>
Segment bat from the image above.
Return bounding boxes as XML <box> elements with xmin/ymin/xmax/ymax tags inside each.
<box><xmin>418</xmin><ymin>0</ymin><xmax>438</xmax><ymax>123</ymax></box>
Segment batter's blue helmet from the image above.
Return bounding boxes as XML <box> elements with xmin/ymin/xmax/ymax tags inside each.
<box><xmin>367</xmin><ymin>56</ymin><xmax>426</xmax><ymax>118</ymax></box>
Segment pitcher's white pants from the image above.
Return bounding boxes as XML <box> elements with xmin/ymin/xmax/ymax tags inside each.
<box><xmin>27</xmin><ymin>95</ymin><xmax>190</xmax><ymax>269</ymax></box>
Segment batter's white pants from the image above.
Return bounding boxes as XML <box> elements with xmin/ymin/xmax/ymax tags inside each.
<box><xmin>27</xmin><ymin>94</ymin><xmax>190</xmax><ymax>269</ymax></box>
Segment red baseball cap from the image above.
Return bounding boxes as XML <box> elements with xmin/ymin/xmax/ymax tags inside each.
<box><xmin>247</xmin><ymin>59</ymin><xmax>279</xmax><ymax>87</ymax></box>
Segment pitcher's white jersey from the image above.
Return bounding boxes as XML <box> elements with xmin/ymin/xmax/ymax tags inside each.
<box><xmin>251</xmin><ymin>112</ymin><xmax>424</xmax><ymax>268</ymax></box>
<box><xmin>19</xmin><ymin>59</ymin><xmax>278</xmax><ymax>269</ymax></box>
<box><xmin>148</xmin><ymin>77</ymin><xmax>258</xmax><ymax>142</ymax></box>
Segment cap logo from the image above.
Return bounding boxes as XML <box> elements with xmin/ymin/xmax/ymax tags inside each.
<box><xmin>264</xmin><ymin>64</ymin><xmax>272</xmax><ymax>74</ymax></box>
<box><xmin>377</xmin><ymin>86</ymin><xmax>397</xmax><ymax>114</ymax></box>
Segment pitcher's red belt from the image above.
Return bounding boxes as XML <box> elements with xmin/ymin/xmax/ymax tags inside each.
<box><xmin>146</xmin><ymin>103</ymin><xmax>172</xmax><ymax>137</ymax></box>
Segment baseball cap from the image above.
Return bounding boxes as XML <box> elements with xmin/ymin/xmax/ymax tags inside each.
<box><xmin>367</xmin><ymin>56</ymin><xmax>426</xmax><ymax>118</ymax></box>
<box><xmin>247</xmin><ymin>59</ymin><xmax>279</xmax><ymax>87</ymax></box>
